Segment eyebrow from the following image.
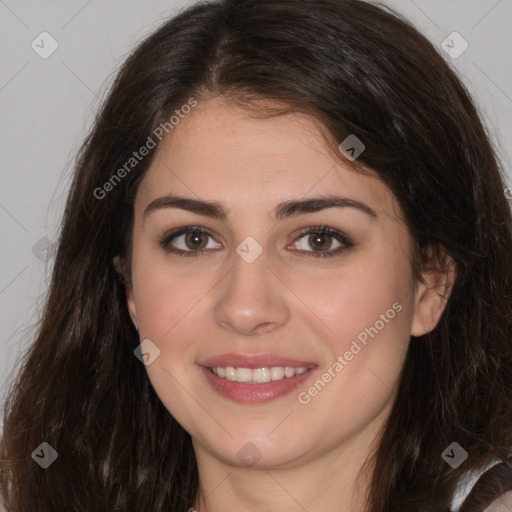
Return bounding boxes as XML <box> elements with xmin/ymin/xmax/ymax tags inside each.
<box><xmin>143</xmin><ymin>193</ymin><xmax>378</xmax><ymax>222</ymax></box>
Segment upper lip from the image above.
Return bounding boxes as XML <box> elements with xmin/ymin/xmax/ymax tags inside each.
<box><xmin>199</xmin><ymin>353</ymin><xmax>317</xmax><ymax>369</ymax></box>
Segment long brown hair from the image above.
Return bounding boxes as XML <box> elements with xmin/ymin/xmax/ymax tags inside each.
<box><xmin>1</xmin><ymin>0</ymin><xmax>511</xmax><ymax>510</ymax></box>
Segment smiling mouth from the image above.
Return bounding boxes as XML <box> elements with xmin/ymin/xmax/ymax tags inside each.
<box><xmin>208</xmin><ymin>365</ymin><xmax>311</xmax><ymax>383</ymax></box>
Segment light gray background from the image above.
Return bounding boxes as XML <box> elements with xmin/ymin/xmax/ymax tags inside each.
<box><xmin>1</xmin><ymin>0</ymin><xmax>511</xmax><ymax>431</ymax></box>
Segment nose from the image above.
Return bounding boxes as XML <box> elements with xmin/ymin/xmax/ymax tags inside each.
<box><xmin>213</xmin><ymin>248</ymin><xmax>290</xmax><ymax>337</ymax></box>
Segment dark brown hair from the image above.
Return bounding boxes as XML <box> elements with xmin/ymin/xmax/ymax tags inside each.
<box><xmin>1</xmin><ymin>0</ymin><xmax>511</xmax><ymax>510</ymax></box>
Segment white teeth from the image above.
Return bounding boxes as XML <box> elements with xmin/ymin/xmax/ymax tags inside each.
<box><xmin>225</xmin><ymin>367</ymin><xmax>236</xmax><ymax>381</ymax></box>
<box><xmin>211</xmin><ymin>366</ymin><xmax>309</xmax><ymax>383</ymax></box>
<box><xmin>236</xmin><ymin>367</ymin><xmax>253</xmax><ymax>382</ymax></box>
<box><xmin>270</xmin><ymin>366</ymin><xmax>285</xmax><ymax>380</ymax></box>
<box><xmin>253</xmin><ymin>367</ymin><xmax>270</xmax><ymax>383</ymax></box>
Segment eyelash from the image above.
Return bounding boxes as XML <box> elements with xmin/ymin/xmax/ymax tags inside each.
<box><xmin>159</xmin><ymin>225</ymin><xmax>354</xmax><ymax>260</ymax></box>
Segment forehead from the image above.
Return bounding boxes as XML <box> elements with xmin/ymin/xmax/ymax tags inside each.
<box><xmin>136</xmin><ymin>96</ymin><xmax>399</xmax><ymax>222</ymax></box>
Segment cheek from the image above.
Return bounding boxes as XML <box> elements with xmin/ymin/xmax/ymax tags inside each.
<box><xmin>132</xmin><ymin>262</ymin><xmax>207</xmax><ymax>424</ymax></box>
<box><xmin>131</xmin><ymin>244</ymin><xmax>210</xmax><ymax>341</ymax></box>
<box><xmin>293</xmin><ymin>246</ymin><xmax>415</xmax><ymax>414</ymax></box>
<box><xmin>295</xmin><ymin>268</ymin><xmax>411</xmax><ymax>427</ymax></box>
<box><xmin>300</xmin><ymin>252</ymin><xmax>413</xmax><ymax>352</ymax></box>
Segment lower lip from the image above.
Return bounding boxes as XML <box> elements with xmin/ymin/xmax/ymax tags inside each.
<box><xmin>199</xmin><ymin>366</ymin><xmax>316</xmax><ymax>403</ymax></box>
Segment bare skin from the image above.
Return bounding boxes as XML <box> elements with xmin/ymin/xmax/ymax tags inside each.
<box><xmin>122</xmin><ymin>96</ymin><xmax>453</xmax><ymax>511</ymax></box>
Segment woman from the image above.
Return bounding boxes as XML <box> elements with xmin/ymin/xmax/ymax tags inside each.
<box><xmin>1</xmin><ymin>0</ymin><xmax>511</xmax><ymax>510</ymax></box>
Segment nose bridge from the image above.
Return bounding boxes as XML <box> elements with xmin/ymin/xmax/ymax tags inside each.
<box><xmin>213</xmin><ymin>241</ymin><xmax>289</xmax><ymax>335</ymax></box>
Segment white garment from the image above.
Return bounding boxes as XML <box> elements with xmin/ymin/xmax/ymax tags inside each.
<box><xmin>450</xmin><ymin>459</ymin><xmax>509</xmax><ymax>512</ymax></box>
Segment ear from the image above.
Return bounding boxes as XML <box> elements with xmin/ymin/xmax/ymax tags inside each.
<box><xmin>125</xmin><ymin>282</ymin><xmax>138</xmax><ymax>328</ymax></box>
<box><xmin>411</xmin><ymin>245</ymin><xmax>456</xmax><ymax>337</ymax></box>
<box><xmin>113</xmin><ymin>255</ymin><xmax>138</xmax><ymax>327</ymax></box>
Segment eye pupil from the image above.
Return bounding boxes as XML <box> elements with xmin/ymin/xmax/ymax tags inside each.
<box><xmin>309</xmin><ymin>233</ymin><xmax>332</xmax><ymax>251</ymax></box>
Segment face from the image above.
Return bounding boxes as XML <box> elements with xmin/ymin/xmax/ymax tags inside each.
<box><xmin>124</xmin><ymin>96</ymin><xmax>446</xmax><ymax>471</ymax></box>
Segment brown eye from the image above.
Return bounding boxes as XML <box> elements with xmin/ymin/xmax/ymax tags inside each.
<box><xmin>159</xmin><ymin>226</ymin><xmax>221</xmax><ymax>258</ymax></box>
<box><xmin>184</xmin><ymin>230</ymin><xmax>209</xmax><ymax>250</ymax></box>
<box><xmin>307</xmin><ymin>233</ymin><xmax>335</xmax><ymax>252</ymax></box>
<box><xmin>290</xmin><ymin>226</ymin><xmax>354</xmax><ymax>259</ymax></box>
